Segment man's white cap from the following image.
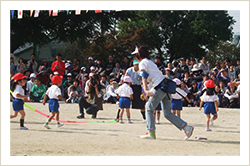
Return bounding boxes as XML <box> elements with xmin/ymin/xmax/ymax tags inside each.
<box><xmin>30</xmin><ymin>73</ymin><xmax>36</xmax><ymax>78</ymax></box>
<box><xmin>88</xmin><ymin>57</ymin><xmax>93</xmax><ymax>60</ymax></box>
<box><xmin>67</xmin><ymin>73</ymin><xmax>72</xmax><ymax>77</ymax></box>
<box><xmin>173</xmin><ymin>78</ymin><xmax>181</xmax><ymax>85</ymax></box>
<box><xmin>131</xmin><ymin>47</ymin><xmax>139</xmax><ymax>55</ymax></box>
<box><xmin>90</xmin><ymin>66</ymin><xmax>96</xmax><ymax>70</ymax></box>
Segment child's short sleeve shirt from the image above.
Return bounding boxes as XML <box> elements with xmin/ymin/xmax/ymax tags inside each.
<box><xmin>201</xmin><ymin>91</ymin><xmax>219</xmax><ymax>102</ymax></box>
<box><xmin>13</xmin><ymin>85</ymin><xmax>25</xmax><ymax>99</ymax></box>
<box><xmin>117</xmin><ymin>84</ymin><xmax>133</xmax><ymax>98</ymax></box>
<box><xmin>46</xmin><ymin>85</ymin><xmax>61</xmax><ymax>99</ymax></box>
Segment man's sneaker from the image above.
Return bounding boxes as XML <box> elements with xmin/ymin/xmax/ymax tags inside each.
<box><xmin>119</xmin><ymin>119</ymin><xmax>124</xmax><ymax>124</ymax></box>
<box><xmin>209</xmin><ymin>118</ymin><xmax>214</xmax><ymax>126</ymax></box>
<box><xmin>183</xmin><ymin>125</ymin><xmax>194</xmax><ymax>140</ymax></box>
<box><xmin>20</xmin><ymin>126</ymin><xmax>28</xmax><ymax>130</ymax></box>
<box><xmin>140</xmin><ymin>131</ymin><xmax>156</xmax><ymax>139</ymax></box>
<box><xmin>56</xmin><ymin>123</ymin><xmax>64</xmax><ymax>128</ymax></box>
<box><xmin>66</xmin><ymin>98</ymin><xmax>71</xmax><ymax>103</ymax></box>
<box><xmin>43</xmin><ymin>123</ymin><xmax>51</xmax><ymax>129</ymax></box>
<box><xmin>77</xmin><ymin>114</ymin><xmax>85</xmax><ymax>119</ymax></box>
<box><xmin>205</xmin><ymin>128</ymin><xmax>212</xmax><ymax>131</ymax></box>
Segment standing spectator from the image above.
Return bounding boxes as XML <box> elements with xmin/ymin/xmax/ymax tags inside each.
<box><xmin>225</xmin><ymin>58</ymin><xmax>231</xmax><ymax>71</ymax></box>
<box><xmin>190</xmin><ymin>64</ymin><xmax>203</xmax><ymax>83</ymax></box>
<box><xmin>10</xmin><ymin>57</ymin><xmax>16</xmax><ymax>74</ymax></box>
<box><xmin>183</xmin><ymin>72</ymin><xmax>192</xmax><ymax>88</ymax></box>
<box><xmin>235</xmin><ymin>58</ymin><xmax>240</xmax><ymax>77</ymax></box>
<box><xmin>199</xmin><ymin>56</ymin><xmax>209</xmax><ymax>75</ymax></box>
<box><xmin>30</xmin><ymin>77</ymin><xmax>47</xmax><ymax>102</ymax></box>
<box><xmin>40</xmin><ymin>59</ymin><xmax>52</xmax><ymax>76</ymax></box>
<box><xmin>105</xmin><ymin>55</ymin><xmax>116</xmax><ymax>78</ymax></box>
<box><xmin>217</xmin><ymin>69</ymin><xmax>230</xmax><ymax>86</ymax></box>
<box><xmin>95</xmin><ymin>59</ymin><xmax>104</xmax><ymax>75</ymax></box>
<box><xmin>120</xmin><ymin>56</ymin><xmax>130</xmax><ymax>70</ymax></box>
<box><xmin>85</xmin><ymin>57</ymin><xmax>95</xmax><ymax>74</ymax></box>
<box><xmin>51</xmin><ymin>53</ymin><xmax>65</xmax><ymax>76</ymax></box>
<box><xmin>214</xmin><ymin>62</ymin><xmax>220</xmax><ymax>70</ymax></box>
<box><xmin>70</xmin><ymin>64</ymin><xmax>80</xmax><ymax>80</ymax></box>
<box><xmin>17</xmin><ymin>58</ymin><xmax>27</xmax><ymax>73</ymax></box>
<box><xmin>176</xmin><ymin>58</ymin><xmax>189</xmax><ymax>79</ymax></box>
<box><xmin>112</xmin><ymin>62</ymin><xmax>121</xmax><ymax>76</ymax></box>
<box><xmin>73</xmin><ymin>58</ymin><xmax>82</xmax><ymax>68</ymax></box>
<box><xmin>36</xmin><ymin>66</ymin><xmax>48</xmax><ymax>86</ymax></box>
<box><xmin>228</xmin><ymin>64</ymin><xmax>236</xmax><ymax>80</ymax></box>
<box><xmin>27</xmin><ymin>53</ymin><xmax>38</xmax><ymax>74</ymax></box>
<box><xmin>172</xmin><ymin>61</ymin><xmax>179</xmax><ymax>78</ymax></box>
<box><xmin>190</xmin><ymin>58</ymin><xmax>196</xmax><ymax>73</ymax></box>
<box><xmin>166</xmin><ymin>62</ymin><xmax>173</xmax><ymax>70</ymax></box>
<box><xmin>76</xmin><ymin>66</ymin><xmax>88</xmax><ymax>90</ymax></box>
<box><xmin>26</xmin><ymin>73</ymin><xmax>36</xmax><ymax>96</ymax></box>
<box><xmin>155</xmin><ymin>56</ymin><xmax>164</xmax><ymax>74</ymax></box>
<box><xmin>63</xmin><ymin>73</ymin><xmax>73</xmax><ymax>99</ymax></box>
<box><xmin>186</xmin><ymin>58</ymin><xmax>192</xmax><ymax>73</ymax></box>
<box><xmin>210</xmin><ymin>68</ymin><xmax>219</xmax><ymax>85</ymax></box>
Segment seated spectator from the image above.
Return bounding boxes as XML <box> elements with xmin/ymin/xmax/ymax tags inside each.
<box><xmin>217</xmin><ymin>68</ymin><xmax>230</xmax><ymax>87</ymax></box>
<box><xmin>104</xmin><ymin>78</ymin><xmax>118</xmax><ymax>103</ymax></box>
<box><xmin>95</xmin><ymin>59</ymin><xmax>104</xmax><ymax>75</ymax></box>
<box><xmin>183</xmin><ymin>71</ymin><xmax>192</xmax><ymax>88</ymax></box>
<box><xmin>190</xmin><ymin>64</ymin><xmax>203</xmax><ymax>83</ymax></box>
<box><xmin>100</xmin><ymin>74</ymin><xmax>109</xmax><ymax>87</ymax></box>
<box><xmin>85</xmin><ymin>57</ymin><xmax>95</xmax><ymax>74</ymax></box>
<box><xmin>172</xmin><ymin>61</ymin><xmax>179</xmax><ymax>78</ymax></box>
<box><xmin>215</xmin><ymin>84</ymin><xmax>223</xmax><ymax>107</ymax></box>
<box><xmin>17</xmin><ymin>58</ymin><xmax>27</xmax><ymax>73</ymax></box>
<box><xmin>63</xmin><ymin>73</ymin><xmax>73</xmax><ymax>98</ymax></box>
<box><xmin>155</xmin><ymin>56</ymin><xmax>165</xmax><ymax>74</ymax></box>
<box><xmin>67</xmin><ymin>79</ymin><xmax>83</xmax><ymax>100</ymax></box>
<box><xmin>180</xmin><ymin>80</ymin><xmax>190</xmax><ymax>107</ymax></box>
<box><xmin>30</xmin><ymin>78</ymin><xmax>47</xmax><ymax>102</ymax></box>
<box><xmin>112</xmin><ymin>62</ymin><xmax>121</xmax><ymax>76</ymax></box>
<box><xmin>199</xmin><ymin>56</ymin><xmax>210</xmax><ymax>75</ymax></box>
<box><xmin>76</xmin><ymin>66</ymin><xmax>88</xmax><ymax>90</ymax></box>
<box><xmin>224</xmin><ymin>84</ymin><xmax>239</xmax><ymax>108</ymax></box>
<box><xmin>66</xmin><ymin>86</ymin><xmax>79</xmax><ymax>103</ymax></box>
<box><xmin>164</xmin><ymin>68</ymin><xmax>175</xmax><ymax>79</ymax></box>
<box><xmin>10</xmin><ymin>57</ymin><xmax>16</xmax><ymax>74</ymax></box>
<box><xmin>176</xmin><ymin>58</ymin><xmax>189</xmax><ymax>79</ymax></box>
<box><xmin>235</xmin><ymin>58</ymin><xmax>240</xmax><ymax>77</ymax></box>
<box><xmin>228</xmin><ymin>64</ymin><xmax>236</xmax><ymax>80</ymax></box>
<box><xmin>188</xmin><ymin>80</ymin><xmax>199</xmax><ymax>107</ymax></box>
<box><xmin>26</xmin><ymin>73</ymin><xmax>36</xmax><ymax>95</ymax></box>
<box><xmin>40</xmin><ymin>59</ymin><xmax>52</xmax><ymax>76</ymax></box>
<box><xmin>27</xmin><ymin>54</ymin><xmax>38</xmax><ymax>73</ymax></box>
<box><xmin>120</xmin><ymin>56</ymin><xmax>130</xmax><ymax>70</ymax></box>
<box><xmin>210</xmin><ymin>68</ymin><xmax>219</xmax><ymax>85</ymax></box>
<box><xmin>104</xmin><ymin>55</ymin><xmax>115</xmax><ymax>78</ymax></box>
<box><xmin>70</xmin><ymin>64</ymin><xmax>80</xmax><ymax>80</ymax></box>
<box><xmin>36</xmin><ymin>66</ymin><xmax>48</xmax><ymax>86</ymax></box>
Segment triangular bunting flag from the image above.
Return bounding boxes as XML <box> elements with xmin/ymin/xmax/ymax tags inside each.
<box><xmin>75</xmin><ymin>10</ymin><xmax>81</xmax><ymax>15</ymax></box>
<box><xmin>11</xmin><ymin>10</ymin><xmax>14</xmax><ymax>19</ymax></box>
<box><xmin>86</xmin><ymin>10</ymin><xmax>88</xmax><ymax>13</ymax></box>
<box><xmin>49</xmin><ymin>10</ymin><xmax>52</xmax><ymax>16</ymax></box>
<box><xmin>67</xmin><ymin>10</ymin><xmax>69</xmax><ymax>15</ymax></box>
<box><xmin>115</xmin><ymin>10</ymin><xmax>122</xmax><ymax>12</ymax></box>
<box><xmin>30</xmin><ymin>10</ymin><xmax>34</xmax><ymax>17</ymax></box>
<box><xmin>18</xmin><ymin>10</ymin><xmax>23</xmax><ymax>19</ymax></box>
<box><xmin>34</xmin><ymin>10</ymin><xmax>40</xmax><ymax>17</ymax></box>
<box><xmin>95</xmin><ymin>10</ymin><xmax>102</xmax><ymax>13</ymax></box>
<box><xmin>52</xmin><ymin>10</ymin><xmax>58</xmax><ymax>16</ymax></box>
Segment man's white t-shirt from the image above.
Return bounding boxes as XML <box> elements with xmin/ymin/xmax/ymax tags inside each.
<box><xmin>139</xmin><ymin>58</ymin><xmax>165</xmax><ymax>88</ymax></box>
<box><xmin>46</xmin><ymin>85</ymin><xmax>62</xmax><ymax>99</ymax></box>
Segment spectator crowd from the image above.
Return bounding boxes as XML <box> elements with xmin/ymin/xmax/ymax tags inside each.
<box><xmin>10</xmin><ymin>53</ymin><xmax>240</xmax><ymax>109</ymax></box>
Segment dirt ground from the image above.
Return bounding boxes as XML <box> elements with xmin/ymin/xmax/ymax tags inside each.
<box><xmin>10</xmin><ymin>102</ymin><xmax>240</xmax><ymax>156</ymax></box>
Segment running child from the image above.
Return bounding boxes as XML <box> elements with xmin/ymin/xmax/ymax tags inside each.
<box><xmin>154</xmin><ymin>103</ymin><xmax>161</xmax><ymax>124</ymax></box>
<box><xmin>199</xmin><ymin>80</ymin><xmax>219</xmax><ymax>131</ymax></box>
<box><xmin>43</xmin><ymin>75</ymin><xmax>66</xmax><ymax>129</ymax></box>
<box><xmin>11</xmin><ymin>73</ymin><xmax>30</xmax><ymax>130</ymax></box>
<box><xmin>171</xmin><ymin>78</ymin><xmax>191</xmax><ymax>118</ymax></box>
<box><xmin>116</xmin><ymin>76</ymin><xmax>133</xmax><ymax>124</ymax></box>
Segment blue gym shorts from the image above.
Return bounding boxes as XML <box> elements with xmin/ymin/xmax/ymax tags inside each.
<box><xmin>171</xmin><ymin>99</ymin><xmax>183</xmax><ymax>111</ymax></box>
<box><xmin>12</xmin><ymin>98</ymin><xmax>24</xmax><ymax>111</ymax></box>
<box><xmin>204</xmin><ymin>102</ymin><xmax>217</xmax><ymax>115</ymax></box>
<box><xmin>119</xmin><ymin>97</ymin><xmax>131</xmax><ymax>109</ymax></box>
<box><xmin>49</xmin><ymin>99</ymin><xmax>59</xmax><ymax>113</ymax></box>
<box><xmin>155</xmin><ymin>103</ymin><xmax>162</xmax><ymax>110</ymax></box>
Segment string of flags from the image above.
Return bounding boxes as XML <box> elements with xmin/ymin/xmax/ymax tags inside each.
<box><xmin>10</xmin><ymin>10</ymin><xmax>122</xmax><ymax>19</ymax></box>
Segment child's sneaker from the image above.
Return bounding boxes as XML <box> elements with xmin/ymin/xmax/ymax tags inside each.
<box><xmin>183</xmin><ymin>125</ymin><xmax>194</xmax><ymax>140</ymax></box>
<box><xmin>209</xmin><ymin>118</ymin><xmax>214</xmax><ymax>126</ymax></box>
<box><xmin>128</xmin><ymin>120</ymin><xmax>133</xmax><ymax>124</ymax></box>
<box><xmin>119</xmin><ymin>119</ymin><xmax>124</xmax><ymax>124</ymax></box>
<box><xmin>205</xmin><ymin>128</ymin><xmax>212</xmax><ymax>131</ymax></box>
<box><xmin>56</xmin><ymin>123</ymin><xmax>64</xmax><ymax>128</ymax></box>
<box><xmin>140</xmin><ymin>131</ymin><xmax>156</xmax><ymax>139</ymax></box>
<box><xmin>20</xmin><ymin>126</ymin><xmax>28</xmax><ymax>130</ymax></box>
<box><xmin>43</xmin><ymin>123</ymin><xmax>51</xmax><ymax>129</ymax></box>
<box><xmin>156</xmin><ymin>120</ymin><xmax>160</xmax><ymax>124</ymax></box>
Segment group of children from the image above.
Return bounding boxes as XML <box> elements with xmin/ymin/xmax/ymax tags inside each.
<box><xmin>11</xmin><ymin>71</ymin><xmax>219</xmax><ymax>132</ymax></box>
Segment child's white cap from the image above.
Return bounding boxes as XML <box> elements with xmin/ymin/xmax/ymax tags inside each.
<box><xmin>123</xmin><ymin>76</ymin><xmax>133</xmax><ymax>83</ymax></box>
<box><xmin>173</xmin><ymin>78</ymin><xmax>181</xmax><ymax>85</ymax></box>
<box><xmin>30</xmin><ymin>73</ymin><xmax>36</xmax><ymax>78</ymax></box>
<box><xmin>90</xmin><ymin>66</ymin><xmax>96</xmax><ymax>70</ymax></box>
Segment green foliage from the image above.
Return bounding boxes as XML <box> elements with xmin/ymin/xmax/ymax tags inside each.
<box><xmin>206</xmin><ymin>41</ymin><xmax>240</xmax><ymax>67</ymax></box>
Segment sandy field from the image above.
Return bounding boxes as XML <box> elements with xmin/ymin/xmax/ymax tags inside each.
<box><xmin>10</xmin><ymin>102</ymin><xmax>240</xmax><ymax>156</ymax></box>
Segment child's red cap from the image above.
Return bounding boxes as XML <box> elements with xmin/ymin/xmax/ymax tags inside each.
<box><xmin>13</xmin><ymin>73</ymin><xmax>26</xmax><ymax>81</ymax></box>
<box><xmin>205</xmin><ymin>80</ymin><xmax>215</xmax><ymax>88</ymax></box>
<box><xmin>51</xmin><ymin>75</ymin><xmax>63</xmax><ymax>84</ymax></box>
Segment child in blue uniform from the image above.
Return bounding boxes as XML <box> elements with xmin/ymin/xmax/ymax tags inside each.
<box><xmin>11</xmin><ymin>73</ymin><xmax>30</xmax><ymax>130</ymax></box>
<box><xmin>42</xmin><ymin>75</ymin><xmax>66</xmax><ymax>129</ymax></box>
<box><xmin>199</xmin><ymin>80</ymin><xmax>219</xmax><ymax>131</ymax></box>
<box><xmin>116</xmin><ymin>76</ymin><xmax>133</xmax><ymax>124</ymax></box>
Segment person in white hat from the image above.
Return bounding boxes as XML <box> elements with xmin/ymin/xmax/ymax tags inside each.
<box><xmin>26</xmin><ymin>73</ymin><xmax>36</xmax><ymax>95</ymax></box>
<box><xmin>134</xmin><ymin>46</ymin><xmax>194</xmax><ymax>140</ymax></box>
<box><xmin>85</xmin><ymin>57</ymin><xmax>95</xmax><ymax>73</ymax></box>
<box><xmin>190</xmin><ymin>64</ymin><xmax>203</xmax><ymax>83</ymax></box>
<box><xmin>116</xmin><ymin>76</ymin><xmax>134</xmax><ymax>124</ymax></box>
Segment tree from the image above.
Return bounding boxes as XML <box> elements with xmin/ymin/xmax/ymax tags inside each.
<box><xmin>206</xmin><ymin>41</ymin><xmax>240</xmax><ymax>67</ymax></box>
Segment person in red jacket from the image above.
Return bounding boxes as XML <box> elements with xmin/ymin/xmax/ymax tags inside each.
<box><xmin>51</xmin><ymin>53</ymin><xmax>65</xmax><ymax>76</ymax></box>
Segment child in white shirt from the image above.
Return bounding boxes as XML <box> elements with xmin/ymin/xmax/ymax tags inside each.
<box><xmin>116</xmin><ymin>76</ymin><xmax>133</xmax><ymax>123</ymax></box>
<box><xmin>26</xmin><ymin>73</ymin><xmax>36</xmax><ymax>95</ymax></box>
<box><xmin>66</xmin><ymin>86</ymin><xmax>78</xmax><ymax>103</ymax></box>
<box><xmin>199</xmin><ymin>80</ymin><xmax>219</xmax><ymax>131</ymax></box>
<box><xmin>171</xmin><ymin>78</ymin><xmax>191</xmax><ymax>118</ymax></box>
